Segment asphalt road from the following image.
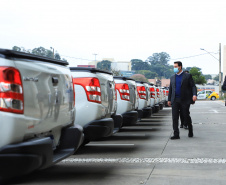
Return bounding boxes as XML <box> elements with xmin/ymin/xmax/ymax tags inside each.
<box><xmin>6</xmin><ymin>100</ymin><xmax>226</xmax><ymax>185</ymax></box>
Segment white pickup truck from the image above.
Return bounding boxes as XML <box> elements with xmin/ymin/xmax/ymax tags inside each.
<box><xmin>114</xmin><ymin>76</ymin><xmax>138</xmax><ymax>126</ymax></box>
<box><xmin>136</xmin><ymin>81</ymin><xmax>152</xmax><ymax>119</ymax></box>
<box><xmin>70</xmin><ymin>67</ymin><xmax>122</xmax><ymax>144</ymax></box>
<box><xmin>0</xmin><ymin>49</ymin><xmax>83</xmax><ymax>180</ymax></box>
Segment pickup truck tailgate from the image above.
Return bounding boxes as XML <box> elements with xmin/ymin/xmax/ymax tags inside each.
<box><xmin>15</xmin><ymin>61</ymin><xmax>74</xmax><ymax>131</ymax></box>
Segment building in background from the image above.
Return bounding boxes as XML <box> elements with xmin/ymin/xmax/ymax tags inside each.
<box><xmin>223</xmin><ymin>45</ymin><xmax>226</xmax><ymax>82</ymax></box>
<box><xmin>148</xmin><ymin>79</ymin><xmax>170</xmax><ymax>87</ymax></box>
<box><xmin>88</xmin><ymin>58</ymin><xmax>133</xmax><ymax>77</ymax></box>
<box><xmin>120</xmin><ymin>71</ymin><xmax>135</xmax><ymax>77</ymax></box>
<box><xmin>77</xmin><ymin>65</ymin><xmax>95</xmax><ymax>68</ymax></box>
<box><xmin>111</xmin><ymin>61</ymin><xmax>131</xmax><ymax>71</ymax></box>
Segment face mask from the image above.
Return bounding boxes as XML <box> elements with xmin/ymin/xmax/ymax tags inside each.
<box><xmin>174</xmin><ymin>67</ymin><xmax>179</xmax><ymax>73</ymax></box>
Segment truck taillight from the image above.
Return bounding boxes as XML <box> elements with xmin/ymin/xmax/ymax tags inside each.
<box><xmin>150</xmin><ymin>87</ymin><xmax>155</xmax><ymax>99</ymax></box>
<box><xmin>156</xmin><ymin>88</ymin><xmax>160</xmax><ymax>98</ymax></box>
<box><xmin>115</xmin><ymin>83</ymin><xmax>130</xmax><ymax>101</ymax></box>
<box><xmin>0</xmin><ymin>67</ymin><xmax>24</xmax><ymax>114</ymax></box>
<box><xmin>71</xmin><ymin>76</ymin><xmax>75</xmax><ymax>106</ymax></box>
<box><xmin>166</xmin><ymin>90</ymin><xmax>169</xmax><ymax>96</ymax></box>
<box><xmin>137</xmin><ymin>86</ymin><xmax>146</xmax><ymax>100</ymax></box>
<box><xmin>73</xmin><ymin>77</ymin><xmax>101</xmax><ymax>104</ymax></box>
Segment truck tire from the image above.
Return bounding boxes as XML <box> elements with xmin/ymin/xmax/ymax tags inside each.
<box><xmin>211</xmin><ymin>96</ymin><xmax>216</xmax><ymax>100</ymax></box>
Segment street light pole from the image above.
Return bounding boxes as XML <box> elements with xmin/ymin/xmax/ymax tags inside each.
<box><xmin>200</xmin><ymin>44</ymin><xmax>222</xmax><ymax>98</ymax></box>
<box><xmin>93</xmin><ymin>53</ymin><xmax>98</xmax><ymax>68</ymax></box>
<box><xmin>50</xmin><ymin>47</ymin><xmax>54</xmax><ymax>59</ymax></box>
<box><xmin>219</xmin><ymin>43</ymin><xmax>222</xmax><ymax>98</ymax></box>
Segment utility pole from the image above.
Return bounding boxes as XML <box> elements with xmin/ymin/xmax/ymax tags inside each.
<box><xmin>93</xmin><ymin>53</ymin><xmax>98</xmax><ymax>68</ymax></box>
<box><xmin>200</xmin><ymin>45</ymin><xmax>222</xmax><ymax>98</ymax></box>
<box><xmin>219</xmin><ymin>43</ymin><xmax>221</xmax><ymax>98</ymax></box>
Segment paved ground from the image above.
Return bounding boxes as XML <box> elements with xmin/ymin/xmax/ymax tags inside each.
<box><xmin>7</xmin><ymin>100</ymin><xmax>226</xmax><ymax>185</ymax></box>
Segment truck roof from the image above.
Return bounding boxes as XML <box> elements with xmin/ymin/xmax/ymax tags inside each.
<box><xmin>113</xmin><ymin>76</ymin><xmax>136</xmax><ymax>81</ymax></box>
<box><xmin>135</xmin><ymin>81</ymin><xmax>148</xmax><ymax>84</ymax></box>
<box><xmin>70</xmin><ymin>67</ymin><xmax>113</xmax><ymax>75</ymax></box>
<box><xmin>0</xmin><ymin>49</ymin><xmax>69</xmax><ymax>66</ymax></box>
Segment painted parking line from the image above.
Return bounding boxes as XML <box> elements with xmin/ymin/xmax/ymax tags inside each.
<box><xmin>191</xmin><ymin>112</ymin><xmax>226</xmax><ymax>114</ymax></box>
<box><xmin>115</xmin><ymin>133</ymin><xmax>147</xmax><ymax>137</ymax></box>
<box><xmin>86</xmin><ymin>144</ymin><xmax>135</xmax><ymax>146</ymax></box>
<box><xmin>62</xmin><ymin>158</ymin><xmax>226</xmax><ymax>164</ymax></box>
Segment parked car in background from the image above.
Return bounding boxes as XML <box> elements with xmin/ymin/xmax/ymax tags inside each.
<box><xmin>70</xmin><ymin>67</ymin><xmax>122</xmax><ymax>144</ymax></box>
<box><xmin>0</xmin><ymin>49</ymin><xmax>83</xmax><ymax>180</ymax></box>
<box><xmin>114</xmin><ymin>76</ymin><xmax>138</xmax><ymax>126</ymax></box>
<box><xmin>136</xmin><ymin>81</ymin><xmax>152</xmax><ymax>119</ymax></box>
<box><xmin>197</xmin><ymin>90</ymin><xmax>219</xmax><ymax>100</ymax></box>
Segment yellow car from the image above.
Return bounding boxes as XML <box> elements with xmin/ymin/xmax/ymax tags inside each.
<box><xmin>197</xmin><ymin>90</ymin><xmax>219</xmax><ymax>100</ymax></box>
<box><xmin>207</xmin><ymin>91</ymin><xmax>219</xmax><ymax>100</ymax></box>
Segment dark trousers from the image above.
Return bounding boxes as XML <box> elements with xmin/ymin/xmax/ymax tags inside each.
<box><xmin>172</xmin><ymin>98</ymin><xmax>193</xmax><ymax>136</ymax></box>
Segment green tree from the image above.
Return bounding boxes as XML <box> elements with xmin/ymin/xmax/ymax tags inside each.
<box><xmin>203</xmin><ymin>74</ymin><xmax>212</xmax><ymax>81</ymax></box>
<box><xmin>12</xmin><ymin>46</ymin><xmax>66</xmax><ymax>61</ymax></box>
<box><xmin>97</xmin><ymin>60</ymin><xmax>112</xmax><ymax>71</ymax></box>
<box><xmin>12</xmin><ymin>46</ymin><xmax>22</xmax><ymax>52</ymax></box>
<box><xmin>130</xmin><ymin>74</ymin><xmax>148</xmax><ymax>82</ymax></box>
<box><xmin>145</xmin><ymin>52</ymin><xmax>173</xmax><ymax>78</ymax></box>
<box><xmin>137</xmin><ymin>70</ymin><xmax>158</xmax><ymax>79</ymax></box>
<box><xmin>185</xmin><ymin>67</ymin><xmax>201</xmax><ymax>72</ymax></box>
<box><xmin>111</xmin><ymin>68</ymin><xmax>121</xmax><ymax>76</ymax></box>
<box><xmin>32</xmin><ymin>47</ymin><xmax>52</xmax><ymax>57</ymax></box>
<box><xmin>54</xmin><ymin>53</ymin><xmax>61</xmax><ymax>60</ymax></box>
<box><xmin>213</xmin><ymin>73</ymin><xmax>223</xmax><ymax>81</ymax></box>
<box><xmin>189</xmin><ymin>67</ymin><xmax>206</xmax><ymax>85</ymax></box>
<box><xmin>146</xmin><ymin>52</ymin><xmax>170</xmax><ymax>66</ymax></box>
<box><xmin>131</xmin><ymin>59</ymin><xmax>151</xmax><ymax>71</ymax></box>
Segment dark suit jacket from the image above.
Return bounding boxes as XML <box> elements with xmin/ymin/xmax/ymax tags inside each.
<box><xmin>222</xmin><ymin>76</ymin><xmax>226</xmax><ymax>91</ymax></box>
<box><xmin>168</xmin><ymin>72</ymin><xmax>197</xmax><ymax>105</ymax></box>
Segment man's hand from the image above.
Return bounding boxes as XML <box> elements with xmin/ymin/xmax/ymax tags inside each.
<box><xmin>168</xmin><ymin>101</ymin><xmax>171</xmax><ymax>107</ymax></box>
<box><xmin>193</xmin><ymin>95</ymin><xmax>197</xmax><ymax>102</ymax></box>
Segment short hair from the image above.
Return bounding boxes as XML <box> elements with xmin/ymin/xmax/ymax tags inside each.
<box><xmin>174</xmin><ymin>61</ymin><xmax>182</xmax><ymax>68</ymax></box>
<box><xmin>184</xmin><ymin>70</ymin><xmax>189</xmax><ymax>73</ymax></box>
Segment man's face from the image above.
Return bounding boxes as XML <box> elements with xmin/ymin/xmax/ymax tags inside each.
<box><xmin>174</xmin><ymin>63</ymin><xmax>181</xmax><ymax>71</ymax></box>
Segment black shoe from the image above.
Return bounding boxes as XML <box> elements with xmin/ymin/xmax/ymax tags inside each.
<box><xmin>180</xmin><ymin>125</ymin><xmax>183</xmax><ymax>128</ymax></box>
<box><xmin>188</xmin><ymin>132</ymin><xmax>193</xmax><ymax>137</ymax></box>
<box><xmin>170</xmin><ymin>136</ymin><xmax>180</xmax><ymax>140</ymax></box>
<box><xmin>183</xmin><ymin>125</ymin><xmax>188</xmax><ymax>129</ymax></box>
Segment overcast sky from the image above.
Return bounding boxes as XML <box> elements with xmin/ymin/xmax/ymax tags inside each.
<box><xmin>1</xmin><ymin>0</ymin><xmax>226</xmax><ymax>74</ymax></box>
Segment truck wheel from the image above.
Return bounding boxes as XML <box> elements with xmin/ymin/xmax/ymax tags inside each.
<box><xmin>211</xmin><ymin>96</ymin><xmax>216</xmax><ymax>100</ymax></box>
<box><xmin>80</xmin><ymin>138</ymin><xmax>90</xmax><ymax>147</ymax></box>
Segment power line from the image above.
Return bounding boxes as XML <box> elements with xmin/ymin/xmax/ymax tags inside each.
<box><xmin>171</xmin><ymin>52</ymin><xmax>218</xmax><ymax>60</ymax></box>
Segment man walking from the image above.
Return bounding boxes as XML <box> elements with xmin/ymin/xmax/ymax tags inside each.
<box><xmin>168</xmin><ymin>61</ymin><xmax>197</xmax><ymax>139</ymax></box>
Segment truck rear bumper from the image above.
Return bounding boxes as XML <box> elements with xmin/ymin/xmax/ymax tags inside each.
<box><xmin>159</xmin><ymin>102</ymin><xmax>164</xmax><ymax>110</ymax></box>
<box><xmin>154</xmin><ymin>104</ymin><xmax>160</xmax><ymax>113</ymax></box>
<box><xmin>122</xmin><ymin>111</ymin><xmax>138</xmax><ymax>126</ymax></box>
<box><xmin>112</xmin><ymin>114</ymin><xmax>123</xmax><ymax>134</ymax></box>
<box><xmin>0</xmin><ymin>125</ymin><xmax>83</xmax><ymax>179</ymax></box>
<box><xmin>83</xmin><ymin>118</ymin><xmax>114</xmax><ymax>140</ymax></box>
<box><xmin>142</xmin><ymin>107</ymin><xmax>152</xmax><ymax>118</ymax></box>
<box><xmin>137</xmin><ymin>107</ymin><xmax>152</xmax><ymax>120</ymax></box>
